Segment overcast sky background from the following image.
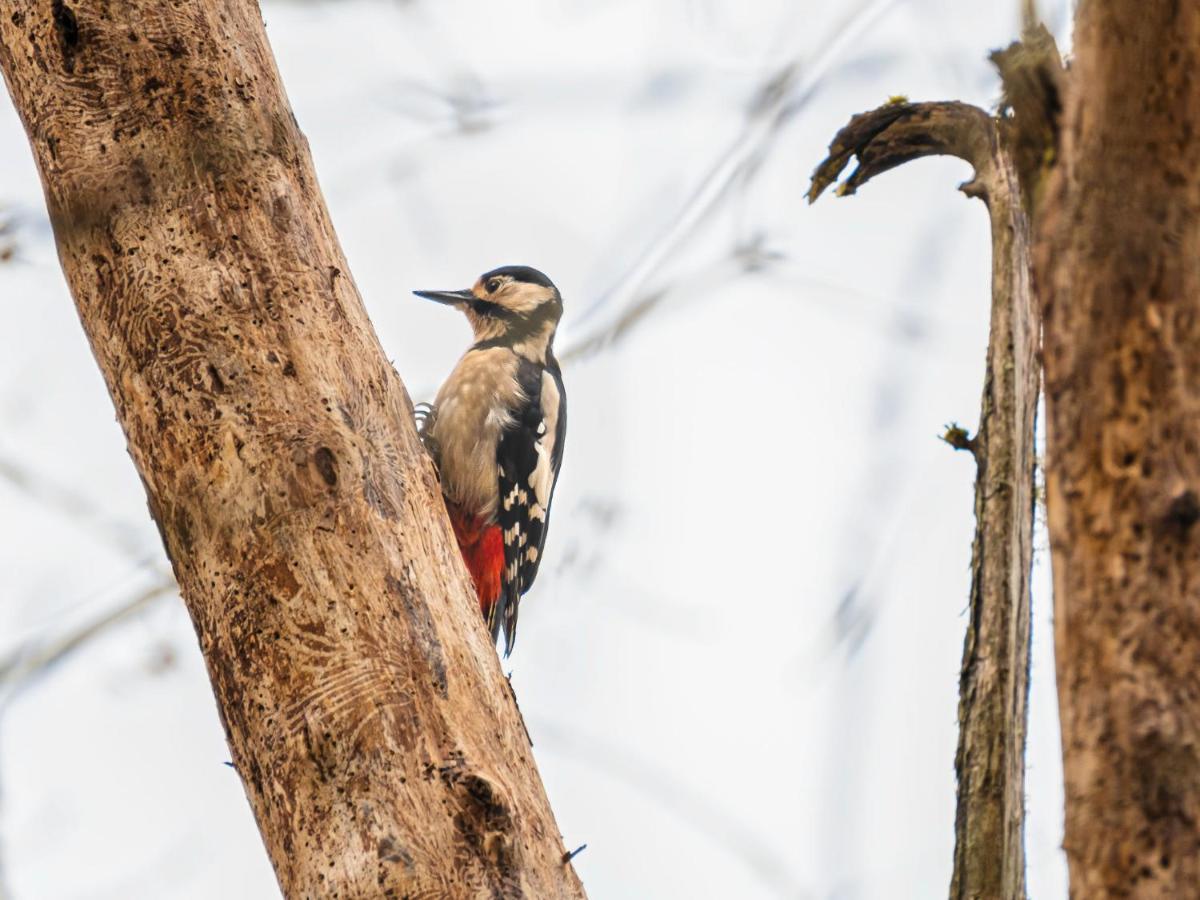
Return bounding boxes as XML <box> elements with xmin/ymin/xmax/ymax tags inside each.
<box><xmin>1</xmin><ymin>1</ymin><xmax>1071</xmax><ymax>897</ymax></box>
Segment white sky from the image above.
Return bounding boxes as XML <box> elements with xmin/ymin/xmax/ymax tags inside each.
<box><xmin>0</xmin><ymin>1</ymin><xmax>1071</xmax><ymax>897</ymax></box>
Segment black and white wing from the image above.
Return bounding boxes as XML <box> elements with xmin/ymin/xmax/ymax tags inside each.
<box><xmin>492</xmin><ymin>356</ymin><xmax>567</xmax><ymax>654</ymax></box>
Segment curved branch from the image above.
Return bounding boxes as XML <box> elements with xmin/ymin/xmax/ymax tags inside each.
<box><xmin>807</xmin><ymin>101</ymin><xmax>998</xmax><ymax>203</ymax></box>
<box><xmin>811</xmin><ymin>97</ymin><xmax>1040</xmax><ymax>900</ymax></box>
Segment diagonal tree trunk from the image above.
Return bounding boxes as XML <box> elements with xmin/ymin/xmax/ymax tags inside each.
<box><xmin>0</xmin><ymin>2</ymin><xmax>585</xmax><ymax>897</ymax></box>
<box><xmin>1038</xmin><ymin>2</ymin><xmax>1200</xmax><ymax>894</ymax></box>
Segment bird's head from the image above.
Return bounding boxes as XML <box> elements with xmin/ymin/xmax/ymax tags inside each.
<box><xmin>415</xmin><ymin>265</ymin><xmax>563</xmax><ymax>359</ymax></box>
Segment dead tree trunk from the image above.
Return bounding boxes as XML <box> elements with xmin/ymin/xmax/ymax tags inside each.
<box><xmin>0</xmin><ymin>3</ymin><xmax>585</xmax><ymax>897</ymax></box>
<box><xmin>809</xmin><ymin>34</ymin><xmax>1057</xmax><ymax>890</ymax></box>
<box><xmin>1038</xmin><ymin>2</ymin><xmax>1200</xmax><ymax>894</ymax></box>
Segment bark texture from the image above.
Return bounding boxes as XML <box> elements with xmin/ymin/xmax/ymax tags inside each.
<box><xmin>1039</xmin><ymin>3</ymin><xmax>1200</xmax><ymax>894</ymax></box>
<box><xmin>0</xmin><ymin>3</ymin><xmax>584</xmax><ymax>897</ymax></box>
<box><xmin>811</xmin><ymin>98</ymin><xmax>1040</xmax><ymax>899</ymax></box>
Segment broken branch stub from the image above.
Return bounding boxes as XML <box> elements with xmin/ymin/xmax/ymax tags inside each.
<box><xmin>807</xmin><ymin>101</ymin><xmax>998</xmax><ymax>204</ymax></box>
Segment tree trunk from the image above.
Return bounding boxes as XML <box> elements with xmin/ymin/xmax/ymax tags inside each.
<box><xmin>0</xmin><ymin>3</ymin><xmax>585</xmax><ymax>897</ymax></box>
<box><xmin>946</xmin><ymin>130</ymin><xmax>1037</xmax><ymax>900</ymax></box>
<box><xmin>810</xmin><ymin>73</ymin><xmax>1052</xmax><ymax>894</ymax></box>
<box><xmin>1039</xmin><ymin>3</ymin><xmax>1200</xmax><ymax>895</ymax></box>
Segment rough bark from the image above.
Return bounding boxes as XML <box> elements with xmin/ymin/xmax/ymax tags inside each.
<box><xmin>1038</xmin><ymin>2</ymin><xmax>1200</xmax><ymax>894</ymax></box>
<box><xmin>0</xmin><ymin>3</ymin><xmax>585</xmax><ymax>897</ymax></box>
<box><xmin>810</xmin><ymin>98</ymin><xmax>1040</xmax><ymax>898</ymax></box>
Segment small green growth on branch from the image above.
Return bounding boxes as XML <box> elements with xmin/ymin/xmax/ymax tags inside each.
<box><xmin>941</xmin><ymin>422</ymin><xmax>977</xmax><ymax>455</ymax></box>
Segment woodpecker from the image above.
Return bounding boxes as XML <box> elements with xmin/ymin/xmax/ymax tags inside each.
<box><xmin>415</xmin><ymin>266</ymin><xmax>566</xmax><ymax>655</ymax></box>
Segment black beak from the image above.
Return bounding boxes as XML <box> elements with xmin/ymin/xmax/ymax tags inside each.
<box><xmin>413</xmin><ymin>288</ymin><xmax>474</xmax><ymax>306</ymax></box>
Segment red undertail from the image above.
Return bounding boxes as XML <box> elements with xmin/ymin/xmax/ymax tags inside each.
<box><xmin>447</xmin><ymin>503</ymin><xmax>504</xmax><ymax>622</ymax></box>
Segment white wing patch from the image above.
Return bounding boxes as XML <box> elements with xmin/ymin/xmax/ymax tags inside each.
<box><xmin>526</xmin><ymin>372</ymin><xmax>561</xmax><ymax>521</ymax></box>
<box><xmin>502</xmin><ymin>482</ymin><xmax>527</xmax><ymax>512</ymax></box>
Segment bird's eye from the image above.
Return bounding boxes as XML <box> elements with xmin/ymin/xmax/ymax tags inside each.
<box><xmin>486</xmin><ymin>278</ymin><xmax>502</xmax><ymax>293</ymax></box>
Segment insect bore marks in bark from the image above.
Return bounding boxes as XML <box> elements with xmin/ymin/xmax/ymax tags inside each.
<box><xmin>50</xmin><ymin>1</ymin><xmax>80</xmax><ymax>72</ymax></box>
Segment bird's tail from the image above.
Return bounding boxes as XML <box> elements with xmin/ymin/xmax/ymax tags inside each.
<box><xmin>487</xmin><ymin>585</ymin><xmax>520</xmax><ymax>657</ymax></box>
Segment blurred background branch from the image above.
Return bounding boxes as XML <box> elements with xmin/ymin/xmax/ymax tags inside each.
<box><xmin>0</xmin><ymin>581</ymin><xmax>175</xmax><ymax>710</ymax></box>
<box><xmin>0</xmin><ymin>454</ymin><xmax>164</xmax><ymax>572</ymax></box>
<box><xmin>533</xmin><ymin>719</ymin><xmax>810</xmax><ymax>900</ymax></box>
<box><xmin>560</xmin><ymin>0</ymin><xmax>900</xmax><ymax>362</ymax></box>
<box><xmin>0</xmin><ymin>208</ymin><xmax>13</xmax><ymax>265</ymax></box>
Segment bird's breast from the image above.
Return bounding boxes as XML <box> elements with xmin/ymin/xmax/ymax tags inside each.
<box><xmin>430</xmin><ymin>348</ymin><xmax>523</xmax><ymax>520</ymax></box>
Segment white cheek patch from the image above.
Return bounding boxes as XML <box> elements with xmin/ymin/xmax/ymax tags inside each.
<box><xmin>501</xmin><ymin>283</ymin><xmax>552</xmax><ymax>315</ymax></box>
